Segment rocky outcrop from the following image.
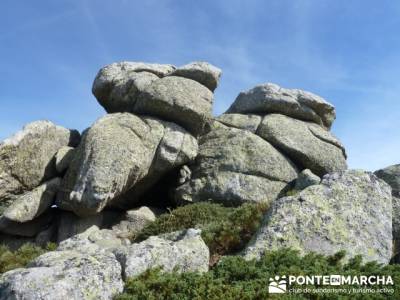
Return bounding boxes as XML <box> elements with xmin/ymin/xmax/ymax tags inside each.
<box><xmin>244</xmin><ymin>170</ymin><xmax>392</xmax><ymax>264</ymax></box>
<box><xmin>115</xmin><ymin>228</ymin><xmax>209</xmax><ymax>278</ymax></box>
<box><xmin>177</xmin><ymin>82</ymin><xmax>347</xmax><ymax>205</ymax></box>
<box><xmin>226</xmin><ymin>82</ymin><xmax>335</xmax><ymax>129</ymax></box>
<box><xmin>0</xmin><ymin>121</ymin><xmax>79</xmax><ymax>214</ymax></box>
<box><xmin>57</xmin><ymin>113</ymin><xmax>197</xmax><ymax>216</ymax></box>
<box><xmin>175</xmin><ymin>123</ymin><xmax>298</xmax><ymax>205</ymax></box>
<box><xmin>4</xmin><ymin>60</ymin><xmax>390</xmax><ymax>299</ymax></box>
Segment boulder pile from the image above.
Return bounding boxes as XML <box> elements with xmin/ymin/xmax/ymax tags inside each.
<box><xmin>0</xmin><ymin>61</ymin><xmax>397</xmax><ymax>299</ymax></box>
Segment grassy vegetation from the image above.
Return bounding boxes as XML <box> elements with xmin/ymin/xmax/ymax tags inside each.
<box><xmin>134</xmin><ymin>202</ymin><xmax>269</xmax><ymax>264</ymax></box>
<box><xmin>0</xmin><ymin>243</ymin><xmax>56</xmax><ymax>274</ymax></box>
<box><xmin>117</xmin><ymin>249</ymin><xmax>400</xmax><ymax>300</ymax></box>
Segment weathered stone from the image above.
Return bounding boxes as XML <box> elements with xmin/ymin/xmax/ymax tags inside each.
<box><xmin>55</xmin><ymin>146</ymin><xmax>75</xmax><ymax>173</ymax></box>
<box><xmin>3</xmin><ymin>178</ymin><xmax>60</xmax><ymax>223</ymax></box>
<box><xmin>216</xmin><ymin>113</ymin><xmax>262</xmax><ymax>133</ymax></box>
<box><xmin>57</xmin><ymin>113</ymin><xmax>197</xmax><ymax>216</ymax></box>
<box><xmin>168</xmin><ymin>61</ymin><xmax>222</xmax><ymax>91</ymax></box>
<box><xmin>0</xmin><ymin>248</ymin><xmax>123</xmax><ymax>300</ymax></box>
<box><xmin>227</xmin><ymin>82</ymin><xmax>336</xmax><ymax>128</ymax></box>
<box><xmin>257</xmin><ymin>114</ymin><xmax>347</xmax><ymax>176</ymax></box>
<box><xmin>0</xmin><ymin>121</ymin><xmax>79</xmax><ymax>213</ymax></box>
<box><xmin>175</xmin><ymin>124</ymin><xmax>298</xmax><ymax>205</ymax></box>
<box><xmin>178</xmin><ymin>165</ymin><xmax>192</xmax><ymax>185</ymax></box>
<box><xmin>375</xmin><ymin>164</ymin><xmax>400</xmax><ymax>197</ymax></box>
<box><xmin>58</xmin><ymin>225</ymin><xmax>128</xmax><ymax>253</ymax></box>
<box><xmin>294</xmin><ymin>169</ymin><xmax>321</xmax><ymax>190</ymax></box>
<box><xmin>135</xmin><ymin>76</ymin><xmax>214</xmax><ymax>135</ymax></box>
<box><xmin>112</xmin><ymin>206</ymin><xmax>159</xmax><ymax>239</ymax></box>
<box><xmin>116</xmin><ymin>229</ymin><xmax>209</xmax><ymax>278</ymax></box>
<box><xmin>244</xmin><ymin>170</ymin><xmax>392</xmax><ymax>264</ymax></box>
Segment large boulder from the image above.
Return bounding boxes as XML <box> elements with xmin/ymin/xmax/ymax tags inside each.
<box><xmin>0</xmin><ymin>121</ymin><xmax>80</xmax><ymax>213</ymax></box>
<box><xmin>115</xmin><ymin>229</ymin><xmax>209</xmax><ymax>278</ymax></box>
<box><xmin>257</xmin><ymin>114</ymin><xmax>347</xmax><ymax>176</ymax></box>
<box><xmin>0</xmin><ymin>248</ymin><xmax>124</xmax><ymax>300</ymax></box>
<box><xmin>168</xmin><ymin>61</ymin><xmax>222</xmax><ymax>91</ymax></box>
<box><xmin>135</xmin><ymin>76</ymin><xmax>214</xmax><ymax>135</ymax></box>
<box><xmin>92</xmin><ymin>61</ymin><xmax>175</xmax><ymax>113</ymax></box>
<box><xmin>92</xmin><ymin>61</ymin><xmax>219</xmax><ymax>136</ymax></box>
<box><xmin>57</xmin><ymin>113</ymin><xmax>197</xmax><ymax>216</ymax></box>
<box><xmin>175</xmin><ymin>123</ymin><xmax>298</xmax><ymax>205</ymax></box>
<box><xmin>244</xmin><ymin>170</ymin><xmax>393</xmax><ymax>264</ymax></box>
<box><xmin>226</xmin><ymin>82</ymin><xmax>335</xmax><ymax>129</ymax></box>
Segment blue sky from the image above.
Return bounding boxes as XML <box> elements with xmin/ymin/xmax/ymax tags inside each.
<box><xmin>1</xmin><ymin>0</ymin><xmax>399</xmax><ymax>171</ymax></box>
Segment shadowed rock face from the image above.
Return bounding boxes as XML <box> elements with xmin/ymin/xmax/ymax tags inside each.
<box><xmin>57</xmin><ymin>113</ymin><xmax>198</xmax><ymax>216</ymax></box>
<box><xmin>244</xmin><ymin>170</ymin><xmax>392</xmax><ymax>264</ymax></box>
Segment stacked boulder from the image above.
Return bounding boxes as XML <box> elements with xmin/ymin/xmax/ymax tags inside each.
<box><xmin>55</xmin><ymin>61</ymin><xmax>221</xmax><ymax>218</ymax></box>
<box><xmin>175</xmin><ymin>83</ymin><xmax>347</xmax><ymax>206</ymax></box>
<box><xmin>0</xmin><ymin>121</ymin><xmax>80</xmax><ymax>245</ymax></box>
<box><xmin>0</xmin><ymin>61</ymin><xmax>397</xmax><ymax>299</ymax></box>
<box><xmin>0</xmin><ymin>61</ymin><xmax>220</xmax><ymax>299</ymax></box>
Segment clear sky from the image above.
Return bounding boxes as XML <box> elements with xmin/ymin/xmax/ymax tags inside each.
<box><xmin>1</xmin><ymin>0</ymin><xmax>399</xmax><ymax>171</ymax></box>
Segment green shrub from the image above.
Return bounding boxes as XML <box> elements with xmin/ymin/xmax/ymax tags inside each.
<box><xmin>0</xmin><ymin>242</ymin><xmax>56</xmax><ymax>274</ymax></box>
<box><xmin>117</xmin><ymin>249</ymin><xmax>400</xmax><ymax>300</ymax></box>
<box><xmin>134</xmin><ymin>202</ymin><xmax>269</xmax><ymax>262</ymax></box>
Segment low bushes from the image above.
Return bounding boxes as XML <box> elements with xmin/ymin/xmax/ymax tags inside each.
<box><xmin>134</xmin><ymin>202</ymin><xmax>269</xmax><ymax>262</ymax></box>
<box><xmin>117</xmin><ymin>249</ymin><xmax>400</xmax><ymax>300</ymax></box>
<box><xmin>0</xmin><ymin>243</ymin><xmax>56</xmax><ymax>274</ymax></box>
